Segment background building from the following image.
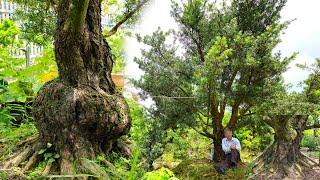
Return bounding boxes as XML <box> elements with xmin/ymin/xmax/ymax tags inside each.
<box><xmin>0</xmin><ymin>0</ymin><xmax>43</xmax><ymax>65</ymax></box>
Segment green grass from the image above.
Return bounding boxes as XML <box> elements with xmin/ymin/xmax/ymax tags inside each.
<box><xmin>173</xmin><ymin>159</ymin><xmax>253</xmax><ymax>180</ymax></box>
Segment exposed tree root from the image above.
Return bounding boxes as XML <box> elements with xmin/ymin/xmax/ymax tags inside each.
<box><xmin>22</xmin><ymin>151</ymin><xmax>39</xmax><ymax>172</ymax></box>
<box><xmin>251</xmin><ymin>151</ymin><xmax>320</xmax><ymax>179</ymax></box>
<box><xmin>251</xmin><ymin>115</ymin><xmax>320</xmax><ymax>179</ymax></box>
<box><xmin>3</xmin><ymin>145</ymin><xmax>34</xmax><ymax>169</ymax></box>
<box><xmin>301</xmin><ymin>152</ymin><xmax>319</xmax><ymax>165</ymax></box>
<box><xmin>103</xmin><ymin>159</ymin><xmax>116</xmax><ymax>170</ymax></box>
<box><xmin>41</xmin><ymin>162</ymin><xmax>52</xmax><ymax>176</ymax></box>
<box><xmin>0</xmin><ymin>138</ymin><xmax>133</xmax><ymax>179</ymax></box>
<box><xmin>16</xmin><ymin>135</ymin><xmax>38</xmax><ymax>147</ymax></box>
<box><xmin>60</xmin><ymin>157</ymin><xmax>75</xmax><ymax>175</ymax></box>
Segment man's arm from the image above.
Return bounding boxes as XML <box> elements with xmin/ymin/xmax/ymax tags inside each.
<box><xmin>235</xmin><ymin>138</ymin><xmax>241</xmax><ymax>151</ymax></box>
<box><xmin>222</xmin><ymin>139</ymin><xmax>231</xmax><ymax>153</ymax></box>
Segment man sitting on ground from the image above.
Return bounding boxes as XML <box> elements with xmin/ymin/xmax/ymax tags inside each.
<box><xmin>216</xmin><ymin>128</ymin><xmax>241</xmax><ymax>173</ymax></box>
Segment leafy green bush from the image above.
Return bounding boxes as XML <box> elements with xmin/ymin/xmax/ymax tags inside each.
<box><xmin>234</xmin><ymin>115</ymin><xmax>274</xmax><ymax>153</ymax></box>
<box><xmin>0</xmin><ymin>102</ymin><xmax>33</xmax><ymax>125</ymax></box>
<box><xmin>301</xmin><ymin>130</ymin><xmax>320</xmax><ymax>151</ymax></box>
<box><xmin>143</xmin><ymin>167</ymin><xmax>178</xmax><ymax>180</ymax></box>
<box><xmin>0</xmin><ymin>39</ymin><xmax>57</xmax><ymax>126</ymax></box>
<box><xmin>128</xmin><ymin>99</ymin><xmax>167</xmax><ymax>169</ymax></box>
<box><xmin>92</xmin><ymin>147</ymin><xmax>146</xmax><ymax>179</ymax></box>
<box><xmin>165</xmin><ymin>129</ymin><xmax>211</xmax><ymax>161</ymax></box>
<box><xmin>108</xmin><ymin>31</ymin><xmax>126</xmax><ymax>73</ymax></box>
<box><xmin>235</xmin><ymin>127</ymin><xmax>271</xmax><ymax>152</ymax></box>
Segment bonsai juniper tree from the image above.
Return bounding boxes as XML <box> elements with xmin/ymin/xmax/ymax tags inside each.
<box><xmin>134</xmin><ymin>0</ymin><xmax>292</xmax><ymax>162</ymax></box>
<box><xmin>252</xmin><ymin>59</ymin><xmax>320</xmax><ymax>179</ymax></box>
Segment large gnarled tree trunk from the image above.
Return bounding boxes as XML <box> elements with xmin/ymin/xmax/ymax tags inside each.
<box><xmin>252</xmin><ymin>115</ymin><xmax>319</xmax><ymax>179</ymax></box>
<box><xmin>1</xmin><ymin>0</ymin><xmax>131</xmax><ymax>177</ymax></box>
<box><xmin>33</xmin><ymin>0</ymin><xmax>131</xmax><ymax>175</ymax></box>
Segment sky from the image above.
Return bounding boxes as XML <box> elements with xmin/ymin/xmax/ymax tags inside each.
<box><xmin>124</xmin><ymin>0</ymin><xmax>320</xmax><ymax>92</ymax></box>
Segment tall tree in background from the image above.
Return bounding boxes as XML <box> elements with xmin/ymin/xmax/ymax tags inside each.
<box><xmin>1</xmin><ymin>0</ymin><xmax>149</xmax><ymax>176</ymax></box>
<box><xmin>134</xmin><ymin>0</ymin><xmax>291</xmax><ymax>162</ymax></box>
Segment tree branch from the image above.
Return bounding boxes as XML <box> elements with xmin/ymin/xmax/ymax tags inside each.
<box><xmin>227</xmin><ymin>101</ymin><xmax>241</xmax><ymax>128</ymax></box>
<box><xmin>305</xmin><ymin>124</ymin><xmax>320</xmax><ymax>130</ymax></box>
<box><xmin>69</xmin><ymin>0</ymin><xmax>90</xmax><ymax>36</ymax></box>
<box><xmin>188</xmin><ymin>30</ymin><xmax>205</xmax><ymax>62</ymax></box>
<box><xmin>105</xmin><ymin>0</ymin><xmax>149</xmax><ymax>37</ymax></box>
<box><xmin>190</xmin><ymin>126</ymin><xmax>213</xmax><ymax>139</ymax></box>
<box><xmin>238</xmin><ymin>104</ymin><xmax>252</xmax><ymax>119</ymax></box>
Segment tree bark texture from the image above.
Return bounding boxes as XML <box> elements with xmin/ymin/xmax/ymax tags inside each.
<box><xmin>211</xmin><ymin>115</ymin><xmax>225</xmax><ymax>162</ymax></box>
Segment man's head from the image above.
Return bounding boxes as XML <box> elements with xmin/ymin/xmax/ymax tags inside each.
<box><xmin>224</xmin><ymin>128</ymin><xmax>233</xmax><ymax>139</ymax></box>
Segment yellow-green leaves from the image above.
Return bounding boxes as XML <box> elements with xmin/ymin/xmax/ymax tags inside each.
<box><xmin>206</xmin><ymin>36</ymin><xmax>233</xmax><ymax>64</ymax></box>
<box><xmin>142</xmin><ymin>167</ymin><xmax>177</xmax><ymax>180</ymax></box>
<box><xmin>0</xmin><ymin>20</ymin><xmax>21</xmax><ymax>47</ymax></box>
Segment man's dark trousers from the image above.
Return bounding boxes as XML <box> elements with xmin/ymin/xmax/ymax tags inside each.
<box><xmin>218</xmin><ymin>149</ymin><xmax>240</xmax><ymax>173</ymax></box>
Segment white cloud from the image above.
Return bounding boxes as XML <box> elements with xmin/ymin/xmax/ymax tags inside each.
<box><xmin>283</xmin><ymin>53</ymin><xmax>313</xmax><ymax>90</ymax></box>
<box><xmin>124</xmin><ymin>0</ymin><xmax>177</xmax><ymax>80</ymax></box>
<box><xmin>277</xmin><ymin>0</ymin><xmax>320</xmax><ymax>91</ymax></box>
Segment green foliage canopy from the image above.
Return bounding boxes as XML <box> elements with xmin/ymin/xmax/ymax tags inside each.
<box><xmin>134</xmin><ymin>0</ymin><xmax>292</xmax><ymax>140</ymax></box>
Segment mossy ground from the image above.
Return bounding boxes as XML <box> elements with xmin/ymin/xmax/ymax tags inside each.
<box><xmin>173</xmin><ymin>159</ymin><xmax>253</xmax><ymax>180</ymax></box>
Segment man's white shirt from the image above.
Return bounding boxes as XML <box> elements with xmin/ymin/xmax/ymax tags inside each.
<box><xmin>222</xmin><ymin>137</ymin><xmax>241</xmax><ymax>154</ymax></box>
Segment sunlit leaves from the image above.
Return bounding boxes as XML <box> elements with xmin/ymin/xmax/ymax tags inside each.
<box><xmin>108</xmin><ymin>31</ymin><xmax>126</xmax><ymax>73</ymax></box>
<box><xmin>0</xmin><ymin>44</ymin><xmax>57</xmax><ymax>103</ymax></box>
<box><xmin>196</xmin><ymin>36</ymin><xmax>233</xmax><ymax>94</ymax></box>
<box><xmin>0</xmin><ymin>20</ymin><xmax>21</xmax><ymax>47</ymax></box>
